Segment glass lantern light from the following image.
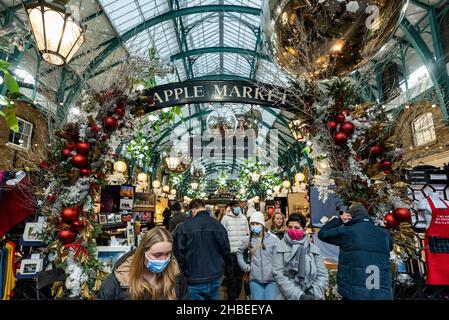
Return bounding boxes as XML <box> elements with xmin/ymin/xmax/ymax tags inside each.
<box><xmin>164</xmin><ymin>155</ymin><xmax>181</xmax><ymax>171</ymax></box>
<box><xmin>288</xmin><ymin>118</ymin><xmax>309</xmax><ymax>142</ymax></box>
<box><xmin>113</xmin><ymin>161</ymin><xmax>127</xmax><ymax>173</ymax></box>
<box><xmin>137</xmin><ymin>173</ymin><xmax>148</xmax><ymax>183</ymax></box>
<box><xmin>191</xmin><ymin>182</ymin><xmax>199</xmax><ymax>191</ymax></box>
<box><xmin>24</xmin><ymin>0</ymin><xmax>86</xmax><ymax>66</ymax></box>
<box><xmin>152</xmin><ymin>180</ymin><xmax>161</xmax><ymax>189</ymax></box>
<box><xmin>295</xmin><ymin>173</ymin><xmax>306</xmax><ymax>183</ymax></box>
<box><xmin>250</xmin><ymin>172</ymin><xmax>261</xmax><ymax>183</ymax></box>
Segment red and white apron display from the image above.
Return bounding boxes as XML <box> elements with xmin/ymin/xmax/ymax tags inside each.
<box><xmin>425</xmin><ymin>197</ymin><xmax>449</xmax><ymax>285</ymax></box>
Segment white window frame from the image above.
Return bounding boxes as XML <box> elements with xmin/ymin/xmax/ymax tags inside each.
<box><xmin>412</xmin><ymin>112</ymin><xmax>436</xmax><ymax>147</ymax></box>
<box><xmin>8</xmin><ymin>117</ymin><xmax>33</xmax><ymax>150</ymax></box>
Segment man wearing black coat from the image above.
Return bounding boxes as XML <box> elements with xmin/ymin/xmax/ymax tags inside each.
<box><xmin>318</xmin><ymin>204</ymin><xmax>393</xmax><ymax>300</ymax></box>
<box><xmin>168</xmin><ymin>202</ymin><xmax>190</xmax><ymax>233</ymax></box>
<box><xmin>173</xmin><ymin>199</ymin><xmax>231</xmax><ymax>300</ymax></box>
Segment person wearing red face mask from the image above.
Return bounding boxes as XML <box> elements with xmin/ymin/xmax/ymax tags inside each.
<box><xmin>272</xmin><ymin>213</ymin><xmax>329</xmax><ymax>300</ymax></box>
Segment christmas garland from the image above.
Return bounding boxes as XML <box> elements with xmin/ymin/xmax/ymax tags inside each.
<box><xmin>301</xmin><ymin>79</ymin><xmax>418</xmax><ymax>260</ymax></box>
<box><xmin>39</xmin><ymin>87</ymin><xmax>149</xmax><ymax>299</ymax></box>
<box><xmin>234</xmin><ymin>159</ymin><xmax>282</xmax><ymax>200</ymax></box>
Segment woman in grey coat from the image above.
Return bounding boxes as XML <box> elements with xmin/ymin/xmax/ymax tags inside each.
<box><xmin>272</xmin><ymin>213</ymin><xmax>329</xmax><ymax>300</ymax></box>
<box><xmin>237</xmin><ymin>211</ymin><xmax>280</xmax><ymax>300</ymax></box>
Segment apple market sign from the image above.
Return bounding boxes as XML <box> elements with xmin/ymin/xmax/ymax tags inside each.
<box><xmin>138</xmin><ymin>80</ymin><xmax>293</xmax><ymax>112</ymax></box>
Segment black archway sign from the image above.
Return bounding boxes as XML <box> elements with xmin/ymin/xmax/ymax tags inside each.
<box><xmin>136</xmin><ymin>80</ymin><xmax>295</xmax><ymax>113</ymax></box>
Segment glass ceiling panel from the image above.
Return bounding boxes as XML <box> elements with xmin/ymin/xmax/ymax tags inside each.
<box><xmin>223</xmin><ymin>17</ymin><xmax>257</xmax><ymax>50</ymax></box>
<box><xmin>224</xmin><ymin>0</ymin><xmax>261</xmax><ymax>8</ymax></box>
<box><xmin>99</xmin><ymin>0</ymin><xmax>290</xmax><ymax>84</ymax></box>
<box><xmin>192</xmin><ymin>53</ymin><xmax>221</xmax><ymax>76</ymax></box>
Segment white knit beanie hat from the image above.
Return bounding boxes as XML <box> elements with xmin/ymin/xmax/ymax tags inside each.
<box><xmin>249</xmin><ymin>211</ymin><xmax>265</xmax><ymax>226</ymax></box>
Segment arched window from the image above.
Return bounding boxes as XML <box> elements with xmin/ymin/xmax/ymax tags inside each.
<box><xmin>413</xmin><ymin>112</ymin><xmax>436</xmax><ymax>147</ymax></box>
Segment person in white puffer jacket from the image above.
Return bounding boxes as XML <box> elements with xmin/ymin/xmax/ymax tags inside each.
<box><xmin>221</xmin><ymin>200</ymin><xmax>249</xmax><ymax>300</ymax></box>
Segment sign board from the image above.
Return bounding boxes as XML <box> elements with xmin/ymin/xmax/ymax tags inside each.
<box><xmin>139</xmin><ymin>80</ymin><xmax>295</xmax><ymax>112</ymax></box>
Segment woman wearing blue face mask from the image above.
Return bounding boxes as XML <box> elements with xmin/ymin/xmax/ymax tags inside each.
<box><xmin>222</xmin><ymin>200</ymin><xmax>249</xmax><ymax>300</ymax></box>
<box><xmin>237</xmin><ymin>211</ymin><xmax>280</xmax><ymax>300</ymax></box>
<box><xmin>97</xmin><ymin>227</ymin><xmax>188</xmax><ymax>300</ymax></box>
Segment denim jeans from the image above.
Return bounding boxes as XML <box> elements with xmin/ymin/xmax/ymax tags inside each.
<box><xmin>187</xmin><ymin>278</ymin><xmax>221</xmax><ymax>300</ymax></box>
<box><xmin>249</xmin><ymin>281</ymin><xmax>277</xmax><ymax>300</ymax></box>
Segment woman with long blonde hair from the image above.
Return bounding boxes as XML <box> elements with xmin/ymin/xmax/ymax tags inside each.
<box><xmin>97</xmin><ymin>227</ymin><xmax>188</xmax><ymax>300</ymax></box>
<box><xmin>266</xmin><ymin>212</ymin><xmax>287</xmax><ymax>240</ymax></box>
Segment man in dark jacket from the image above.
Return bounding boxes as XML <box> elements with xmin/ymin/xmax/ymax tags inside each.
<box><xmin>318</xmin><ymin>204</ymin><xmax>393</xmax><ymax>300</ymax></box>
<box><xmin>168</xmin><ymin>202</ymin><xmax>190</xmax><ymax>233</ymax></box>
<box><xmin>174</xmin><ymin>199</ymin><xmax>231</xmax><ymax>300</ymax></box>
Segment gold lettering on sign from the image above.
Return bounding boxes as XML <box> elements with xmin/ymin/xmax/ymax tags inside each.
<box><xmin>281</xmin><ymin>91</ymin><xmax>287</xmax><ymax>104</ymax></box>
<box><xmin>214</xmin><ymin>85</ymin><xmax>228</xmax><ymax>97</ymax></box>
<box><xmin>268</xmin><ymin>90</ymin><xmax>275</xmax><ymax>102</ymax></box>
<box><xmin>174</xmin><ymin>88</ymin><xmax>184</xmax><ymax>100</ymax></box>
<box><xmin>242</xmin><ymin>86</ymin><xmax>253</xmax><ymax>99</ymax></box>
<box><xmin>254</xmin><ymin>87</ymin><xmax>265</xmax><ymax>101</ymax></box>
<box><xmin>153</xmin><ymin>92</ymin><xmax>164</xmax><ymax>104</ymax></box>
<box><xmin>230</xmin><ymin>86</ymin><xmax>241</xmax><ymax>97</ymax></box>
<box><xmin>184</xmin><ymin>87</ymin><xmax>194</xmax><ymax>99</ymax></box>
<box><xmin>194</xmin><ymin>86</ymin><xmax>205</xmax><ymax>97</ymax></box>
<box><xmin>164</xmin><ymin>90</ymin><xmax>174</xmax><ymax>102</ymax></box>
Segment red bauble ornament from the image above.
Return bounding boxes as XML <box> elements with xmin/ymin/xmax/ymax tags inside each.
<box><xmin>71</xmin><ymin>154</ymin><xmax>88</xmax><ymax>168</ymax></box>
<box><xmin>340</xmin><ymin>121</ymin><xmax>355</xmax><ymax>135</ymax></box>
<box><xmin>61</xmin><ymin>148</ymin><xmax>72</xmax><ymax>158</ymax></box>
<box><xmin>327</xmin><ymin>121</ymin><xmax>338</xmax><ymax>131</ymax></box>
<box><xmin>114</xmin><ymin>106</ymin><xmax>126</xmax><ymax>118</ymax></box>
<box><xmin>370</xmin><ymin>145</ymin><xmax>383</xmax><ymax>156</ymax></box>
<box><xmin>72</xmin><ymin>220</ymin><xmax>85</xmax><ymax>231</ymax></box>
<box><xmin>58</xmin><ymin>230</ymin><xmax>76</xmax><ymax>244</ymax></box>
<box><xmin>379</xmin><ymin>160</ymin><xmax>392</xmax><ymax>170</ymax></box>
<box><xmin>80</xmin><ymin>169</ymin><xmax>91</xmax><ymax>177</ymax></box>
<box><xmin>103</xmin><ymin>116</ymin><xmax>118</xmax><ymax>130</ymax></box>
<box><xmin>75</xmin><ymin>142</ymin><xmax>90</xmax><ymax>155</ymax></box>
<box><xmin>90</xmin><ymin>124</ymin><xmax>100</xmax><ymax>133</ymax></box>
<box><xmin>384</xmin><ymin>213</ymin><xmax>400</xmax><ymax>229</ymax></box>
<box><xmin>47</xmin><ymin>194</ymin><xmax>56</xmax><ymax>203</ymax></box>
<box><xmin>61</xmin><ymin>207</ymin><xmax>79</xmax><ymax>223</ymax></box>
<box><xmin>334</xmin><ymin>131</ymin><xmax>349</xmax><ymax>146</ymax></box>
<box><xmin>384</xmin><ymin>169</ymin><xmax>393</xmax><ymax>175</ymax></box>
<box><xmin>66</xmin><ymin>144</ymin><xmax>76</xmax><ymax>150</ymax></box>
<box><xmin>336</xmin><ymin>114</ymin><xmax>346</xmax><ymax>124</ymax></box>
<box><xmin>394</xmin><ymin>208</ymin><xmax>411</xmax><ymax>221</ymax></box>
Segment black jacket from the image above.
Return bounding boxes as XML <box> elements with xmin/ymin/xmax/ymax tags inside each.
<box><xmin>162</xmin><ymin>209</ymin><xmax>171</xmax><ymax>228</ymax></box>
<box><xmin>169</xmin><ymin>211</ymin><xmax>190</xmax><ymax>233</ymax></box>
<box><xmin>174</xmin><ymin>211</ymin><xmax>231</xmax><ymax>284</ymax></box>
<box><xmin>96</xmin><ymin>250</ymin><xmax>188</xmax><ymax>300</ymax></box>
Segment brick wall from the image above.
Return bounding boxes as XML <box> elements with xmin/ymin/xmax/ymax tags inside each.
<box><xmin>0</xmin><ymin>102</ymin><xmax>49</xmax><ymax>170</ymax></box>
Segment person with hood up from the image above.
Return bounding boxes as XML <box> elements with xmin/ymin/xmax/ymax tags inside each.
<box><xmin>273</xmin><ymin>213</ymin><xmax>329</xmax><ymax>300</ymax></box>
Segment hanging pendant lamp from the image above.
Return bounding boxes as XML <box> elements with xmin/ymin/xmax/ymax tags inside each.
<box><xmin>23</xmin><ymin>0</ymin><xmax>86</xmax><ymax>65</ymax></box>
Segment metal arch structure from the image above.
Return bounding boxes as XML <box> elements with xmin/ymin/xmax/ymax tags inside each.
<box><xmin>80</xmin><ymin>5</ymin><xmax>261</xmax><ymax>79</ymax></box>
<box><xmin>63</xmin><ymin>5</ymin><xmax>263</xmax><ymax>112</ymax></box>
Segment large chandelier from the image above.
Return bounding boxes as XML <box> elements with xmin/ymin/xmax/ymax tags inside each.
<box><xmin>24</xmin><ymin>0</ymin><xmax>86</xmax><ymax>65</ymax></box>
<box><xmin>206</xmin><ymin>106</ymin><xmax>237</xmax><ymax>136</ymax></box>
